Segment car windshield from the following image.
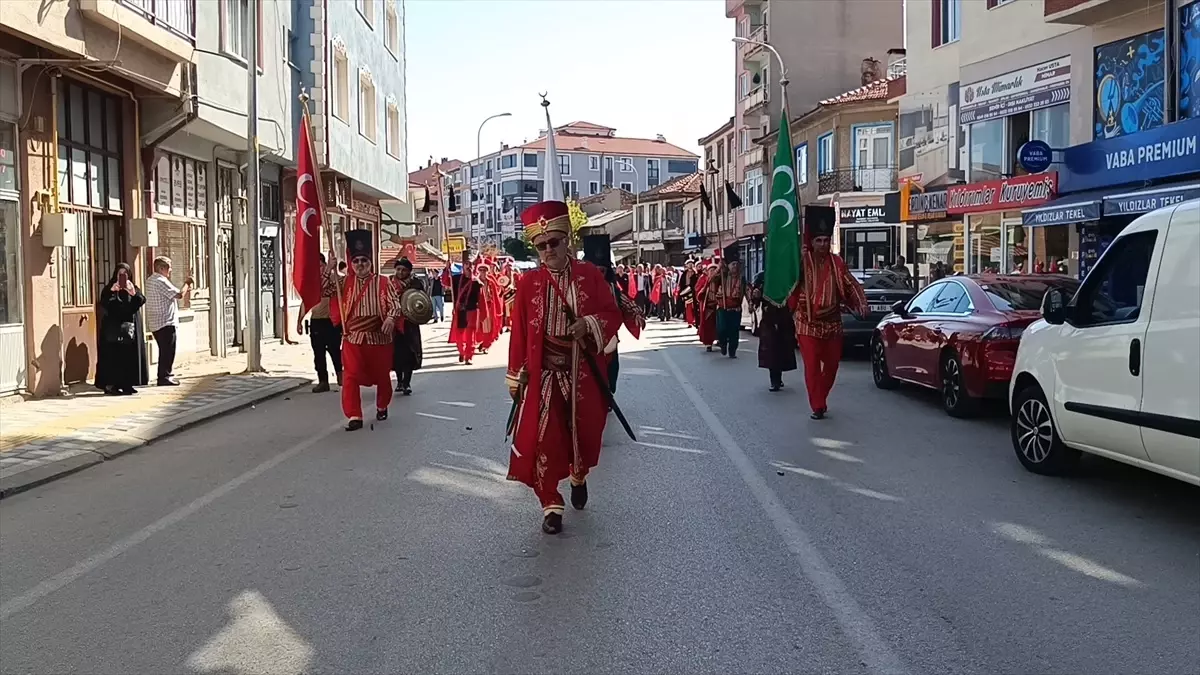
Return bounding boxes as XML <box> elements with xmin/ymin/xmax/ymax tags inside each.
<box><xmin>853</xmin><ymin>270</ymin><xmax>909</xmax><ymax>290</ymax></box>
<box><xmin>982</xmin><ymin>278</ymin><xmax>1081</xmax><ymax>311</ymax></box>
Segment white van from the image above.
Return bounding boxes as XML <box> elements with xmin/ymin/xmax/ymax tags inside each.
<box><xmin>1009</xmin><ymin>199</ymin><xmax>1200</xmax><ymax>485</ymax></box>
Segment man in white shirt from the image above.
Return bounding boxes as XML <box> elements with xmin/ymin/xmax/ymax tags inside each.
<box><xmin>145</xmin><ymin>256</ymin><xmax>192</xmax><ymax>386</ymax></box>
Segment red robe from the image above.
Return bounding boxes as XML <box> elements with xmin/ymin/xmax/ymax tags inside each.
<box><xmin>650</xmin><ymin>271</ymin><xmax>664</xmax><ymax>306</ymax></box>
<box><xmin>477</xmin><ymin>271</ymin><xmax>501</xmax><ymax>350</ymax></box>
<box><xmin>506</xmin><ymin>261</ymin><xmax>622</xmax><ymax>504</ymax></box>
<box><xmin>695</xmin><ymin>273</ymin><xmax>718</xmax><ymax>346</ymax></box>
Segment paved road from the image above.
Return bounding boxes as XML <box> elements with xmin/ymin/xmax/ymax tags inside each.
<box><xmin>1</xmin><ymin>321</ymin><xmax>1197</xmax><ymax>674</ymax></box>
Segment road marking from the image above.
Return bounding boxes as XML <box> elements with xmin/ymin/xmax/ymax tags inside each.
<box><xmin>641</xmin><ymin>429</ymin><xmax>701</xmax><ymax>441</ymax></box>
<box><xmin>634</xmin><ymin>441</ymin><xmax>707</xmax><ymax>455</ymax></box>
<box><xmin>639</xmin><ymin>425</ymin><xmax>665</xmax><ymax>431</ymax></box>
<box><xmin>660</xmin><ymin>350</ymin><xmax>907</xmax><ymax>675</ymax></box>
<box><xmin>438</xmin><ymin>401</ymin><xmax>476</xmax><ymax>408</ymax></box>
<box><xmin>415</xmin><ymin>412</ymin><xmax>457</xmax><ymax>421</ymax></box>
<box><xmin>818</xmin><ymin>449</ymin><xmax>865</xmax><ymax>464</ymax></box>
<box><xmin>0</xmin><ymin>421</ymin><xmax>344</xmax><ymax>620</ymax></box>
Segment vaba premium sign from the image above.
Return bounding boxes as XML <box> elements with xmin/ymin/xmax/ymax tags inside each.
<box><xmin>946</xmin><ymin>172</ymin><xmax>1057</xmax><ymax>215</ymax></box>
<box><xmin>1059</xmin><ymin>116</ymin><xmax>1200</xmax><ymax>192</ymax></box>
<box><xmin>838</xmin><ymin>192</ymin><xmax>900</xmax><ymax>225</ymax></box>
<box><xmin>900</xmin><ymin>183</ymin><xmax>949</xmax><ymax>222</ymax></box>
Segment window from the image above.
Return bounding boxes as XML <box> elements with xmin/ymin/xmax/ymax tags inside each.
<box><xmin>1031</xmin><ymin>104</ymin><xmax>1069</xmax><ymax>172</ymax></box>
<box><xmin>56</xmin><ymin>81</ymin><xmax>122</xmax><ymax>211</ymax></box>
<box><xmin>817</xmin><ymin>133</ymin><xmax>834</xmax><ymax>174</ymax></box>
<box><xmin>523</xmin><ymin>153</ymin><xmax>538</xmax><ymax>168</ymax></box>
<box><xmin>648</xmin><ymin>203</ymin><xmax>660</xmax><ymax>229</ymax></box>
<box><xmin>260</xmin><ymin>179</ymin><xmax>280</xmax><ymax>222</ymax></box>
<box><xmin>358</xmin><ymin>72</ymin><xmax>377</xmax><ymax>141</ymax></box>
<box><xmin>386</xmin><ymin>100</ymin><xmax>401</xmax><ymax>157</ymax></box>
<box><xmin>620</xmin><ymin>182</ymin><xmax>633</xmax><ymax>192</ymax></box>
<box><xmin>153</xmin><ymin>153</ymin><xmax>207</xmax><ymax>220</ymax></box>
<box><xmin>986</xmin><ymin>0</ymin><xmax>1015</xmax><ymax>7</ymax></box>
<box><xmin>384</xmin><ymin>0</ymin><xmax>399</xmax><ymax>55</ymax></box>
<box><xmin>647</xmin><ymin>159</ymin><xmax>660</xmax><ymax>187</ymax></box>
<box><xmin>559</xmin><ymin>153</ymin><xmax>571</xmax><ymax>176</ymax></box>
<box><xmin>589</xmin><ymin>181</ymin><xmax>600</xmax><ymax>195</ymax></box>
<box><xmin>795</xmin><ymin>142</ymin><xmax>809</xmax><ymax>185</ymax></box>
<box><xmin>968</xmin><ymin>119</ymin><xmax>1005</xmax><ymax>182</ymax></box>
<box><xmin>907</xmin><ymin>283</ymin><xmax>944</xmax><ymax>313</ymax></box>
<box><xmin>1071</xmin><ymin>231</ymin><xmax>1158</xmax><ymax>326</ymax></box>
<box><xmin>668</xmin><ymin>159</ymin><xmax>697</xmax><ymax>174</ymax></box>
<box><xmin>666</xmin><ymin>203</ymin><xmax>684</xmax><ymax>229</ymax></box>
<box><xmin>332</xmin><ymin>47</ymin><xmax>349</xmax><ymax>122</ymax></box>
<box><xmin>930</xmin><ymin>282</ymin><xmax>969</xmax><ymax>313</ymax></box>
<box><xmin>717</xmin><ymin>142</ymin><xmax>725</xmax><ymax>167</ymax></box>
<box><xmin>727</xmin><ymin>138</ymin><xmax>735</xmax><ymax>163</ymax></box>
<box><xmin>618</xmin><ymin>157</ymin><xmax>632</xmax><ymax>173</ymax></box>
<box><xmin>932</xmin><ymin>0</ymin><xmax>961</xmax><ymax>47</ymax></box>
<box><xmin>740</xmin><ymin>72</ymin><xmax>750</xmax><ymax>97</ymax></box>
<box><xmin>589</xmin><ymin>155</ymin><xmax>600</xmax><ymax>171</ymax></box>
<box><xmin>563</xmin><ymin>180</ymin><xmax>578</xmax><ymax>198</ymax></box>
<box><xmin>188</xmin><ymin>222</ymin><xmax>209</xmax><ymax>290</ymax></box>
<box><xmin>985</xmin><ymin>279</ymin><xmax>1080</xmax><ymax>311</ymax></box>
<box><xmin>501</xmin><ymin>154</ymin><xmax>517</xmax><ymax>169</ymax></box>
<box><xmin>357</xmin><ymin>0</ymin><xmax>374</xmax><ymax>26</ymax></box>
<box><xmin>220</xmin><ymin>0</ymin><xmax>249</xmax><ymax>60</ymax></box>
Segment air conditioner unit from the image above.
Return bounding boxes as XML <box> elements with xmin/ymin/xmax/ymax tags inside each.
<box><xmin>130</xmin><ymin>218</ymin><xmax>159</xmax><ymax>247</ymax></box>
<box><xmin>41</xmin><ymin>212</ymin><xmax>79</xmax><ymax>247</ymax></box>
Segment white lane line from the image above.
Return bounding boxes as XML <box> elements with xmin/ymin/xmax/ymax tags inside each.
<box><xmin>659</xmin><ymin>350</ymin><xmax>907</xmax><ymax>675</ymax></box>
<box><xmin>438</xmin><ymin>401</ymin><xmax>476</xmax><ymax>408</ymax></box>
<box><xmin>634</xmin><ymin>441</ymin><xmax>707</xmax><ymax>455</ymax></box>
<box><xmin>639</xmin><ymin>425</ymin><xmax>665</xmax><ymax>431</ymax></box>
<box><xmin>818</xmin><ymin>449</ymin><xmax>865</xmax><ymax>464</ymax></box>
<box><xmin>0</xmin><ymin>421</ymin><xmax>345</xmax><ymax>621</ymax></box>
<box><xmin>642</xmin><ymin>429</ymin><xmax>701</xmax><ymax>441</ymax></box>
<box><xmin>415</xmin><ymin>412</ymin><xmax>457</xmax><ymax>421</ymax></box>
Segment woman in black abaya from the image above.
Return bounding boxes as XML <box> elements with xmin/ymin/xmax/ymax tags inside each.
<box><xmin>94</xmin><ymin>263</ymin><xmax>149</xmax><ymax>395</ymax></box>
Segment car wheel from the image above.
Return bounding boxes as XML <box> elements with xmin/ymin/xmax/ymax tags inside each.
<box><xmin>940</xmin><ymin>351</ymin><xmax>978</xmax><ymax>418</ymax></box>
<box><xmin>871</xmin><ymin>335</ymin><xmax>897</xmax><ymax>389</ymax></box>
<box><xmin>1011</xmin><ymin>385</ymin><xmax>1080</xmax><ymax>475</ymax></box>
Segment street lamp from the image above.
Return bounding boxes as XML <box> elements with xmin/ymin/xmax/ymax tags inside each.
<box><xmin>619</xmin><ymin>159</ymin><xmax>642</xmax><ymax>264</ymax></box>
<box><xmin>475</xmin><ymin>112</ymin><xmax>512</xmax><ymax>245</ymax></box>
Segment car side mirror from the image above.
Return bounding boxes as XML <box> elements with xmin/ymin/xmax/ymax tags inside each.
<box><xmin>891</xmin><ymin>300</ymin><xmax>911</xmax><ymax>318</ymax></box>
<box><xmin>1041</xmin><ymin>288</ymin><xmax>1067</xmax><ymax>325</ymax></box>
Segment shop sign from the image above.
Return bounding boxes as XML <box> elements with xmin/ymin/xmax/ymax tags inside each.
<box><xmin>900</xmin><ymin>183</ymin><xmax>949</xmax><ymax>222</ymax></box>
<box><xmin>1103</xmin><ymin>184</ymin><xmax>1200</xmax><ymax>216</ymax></box>
<box><xmin>946</xmin><ymin>173</ymin><xmax>1058</xmax><ymax>215</ymax></box>
<box><xmin>1059</xmin><ymin>117</ymin><xmax>1200</xmax><ymax>192</ymax></box>
<box><xmin>839</xmin><ymin>192</ymin><xmax>901</xmax><ymax>225</ymax></box>
<box><xmin>441</xmin><ymin>235</ymin><xmax>467</xmax><ymax>255</ymax></box>
<box><xmin>1022</xmin><ymin>200</ymin><xmax>1101</xmax><ymax>227</ymax></box>
<box><xmin>1017</xmin><ymin>140</ymin><xmax>1054</xmax><ymax>173</ymax></box>
<box><xmin>959</xmin><ymin>56</ymin><xmax>1071</xmax><ymax>125</ymax></box>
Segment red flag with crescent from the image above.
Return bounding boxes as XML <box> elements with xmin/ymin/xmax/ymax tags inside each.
<box><xmin>292</xmin><ymin>114</ymin><xmax>324</xmax><ymax>309</ymax></box>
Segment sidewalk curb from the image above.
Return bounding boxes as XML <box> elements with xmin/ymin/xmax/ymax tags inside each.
<box><xmin>0</xmin><ymin>376</ymin><xmax>310</xmax><ymax>499</ymax></box>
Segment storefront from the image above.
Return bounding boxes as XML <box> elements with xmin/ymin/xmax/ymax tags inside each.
<box><xmin>0</xmin><ymin>57</ymin><xmax>24</xmax><ymax>394</ymax></box>
<box><xmin>900</xmin><ymin>183</ymin><xmax>963</xmax><ymax>286</ymax></box>
<box><xmin>1023</xmin><ymin>116</ymin><xmax>1200</xmax><ymax>279</ymax></box>
<box><xmin>946</xmin><ymin>172</ymin><xmax>1058</xmax><ymax>275</ymax></box>
<box><xmin>836</xmin><ymin>192</ymin><xmax>901</xmax><ymax>271</ymax></box>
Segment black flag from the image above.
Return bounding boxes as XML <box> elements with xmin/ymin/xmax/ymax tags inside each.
<box><xmin>446</xmin><ymin>188</ymin><xmax>458</xmax><ymax>212</ymax></box>
<box><xmin>724</xmin><ymin>181</ymin><xmax>743</xmax><ymax>209</ymax></box>
<box><xmin>421</xmin><ymin>186</ymin><xmax>432</xmax><ymax>213</ymax></box>
<box><xmin>699</xmin><ymin>183</ymin><xmax>713</xmax><ymax>213</ymax></box>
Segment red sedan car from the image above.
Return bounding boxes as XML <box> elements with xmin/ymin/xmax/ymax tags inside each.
<box><xmin>871</xmin><ymin>274</ymin><xmax>1080</xmax><ymax>417</ymax></box>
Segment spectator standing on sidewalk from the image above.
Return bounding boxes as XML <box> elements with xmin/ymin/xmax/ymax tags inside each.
<box><xmin>426</xmin><ymin>267</ymin><xmax>445</xmax><ymax>322</ymax></box>
<box><xmin>297</xmin><ymin>253</ymin><xmax>343</xmax><ymax>393</ymax></box>
<box><xmin>145</xmin><ymin>256</ymin><xmax>192</xmax><ymax>387</ymax></box>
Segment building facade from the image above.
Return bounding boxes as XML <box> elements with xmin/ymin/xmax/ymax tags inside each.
<box><xmin>631</xmin><ymin>172</ymin><xmax>702</xmax><ymax>266</ymax></box>
<box><xmin>697</xmin><ymin>118</ymin><xmax>740</xmax><ymax>263</ymax></box>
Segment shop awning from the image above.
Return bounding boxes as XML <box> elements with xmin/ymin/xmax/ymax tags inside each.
<box><xmin>1102</xmin><ymin>183</ymin><xmax>1200</xmax><ymax>217</ymax></box>
<box><xmin>1022</xmin><ymin>189</ymin><xmax>1108</xmax><ymax>227</ymax></box>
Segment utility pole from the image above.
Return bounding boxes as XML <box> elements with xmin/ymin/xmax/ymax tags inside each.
<box><xmin>245</xmin><ymin>0</ymin><xmax>263</xmax><ymax>371</ymax></box>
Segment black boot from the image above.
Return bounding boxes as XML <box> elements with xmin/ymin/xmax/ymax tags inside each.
<box><xmin>810</xmin><ymin>408</ymin><xmax>827</xmax><ymax>420</ymax></box>
<box><xmin>570</xmin><ymin>482</ymin><xmax>588</xmax><ymax>510</ymax></box>
<box><xmin>313</xmin><ymin>381</ymin><xmax>331</xmax><ymax>393</ymax></box>
<box><xmin>542</xmin><ymin>512</ymin><xmax>563</xmax><ymax>534</ymax></box>
<box><xmin>376</xmin><ymin>408</ymin><xmax>389</xmax><ymax>421</ymax></box>
<box><xmin>345</xmin><ymin>419</ymin><xmax>364</xmax><ymax>431</ymax></box>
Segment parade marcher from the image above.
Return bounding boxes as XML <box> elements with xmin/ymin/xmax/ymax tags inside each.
<box><xmin>449</xmin><ymin>260</ymin><xmax>483</xmax><ymax>365</ymax></box>
<box><xmin>328</xmin><ymin>230</ymin><xmax>402</xmax><ymax>431</ymax></box>
<box><xmin>680</xmin><ymin>261</ymin><xmax>698</xmax><ymax>326</ymax></box>
<box><xmin>476</xmin><ymin>260</ymin><xmax>502</xmax><ymax>354</ymax></box>
<box><xmin>390</xmin><ymin>257</ymin><xmax>424</xmax><ymax>395</ymax></box>
<box><xmin>751</xmin><ymin>270</ymin><xmax>798</xmax><ymax>392</ymax></box>
<box><xmin>790</xmin><ymin>208</ymin><xmax>868</xmax><ymax>419</ymax></box>
<box><xmin>695</xmin><ymin>263</ymin><xmax>719</xmax><ymax>350</ymax></box>
<box><xmin>649</xmin><ymin>265</ymin><xmax>665</xmax><ymax>321</ymax></box>
<box><xmin>298</xmin><ymin>253</ymin><xmax>343</xmax><ymax>392</ymax></box>
<box><xmin>714</xmin><ymin>254</ymin><xmax>747</xmax><ymax>358</ymax></box>
<box><xmin>506</xmin><ymin>97</ymin><xmax>623</xmax><ymax>535</ymax></box>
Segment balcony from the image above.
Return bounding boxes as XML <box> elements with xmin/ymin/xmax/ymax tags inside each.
<box><xmin>743</xmin><ymin>145</ymin><xmax>764</xmax><ymax>168</ymax></box>
<box><xmin>739</xmin><ymin>25</ymin><xmax>768</xmax><ymax>60</ymax></box>
<box><xmin>80</xmin><ymin>0</ymin><xmax>195</xmax><ymax>61</ymax></box>
<box><xmin>1044</xmin><ymin>0</ymin><xmax>1143</xmax><ymax>24</ymax></box>
<box><xmin>817</xmin><ymin>166</ymin><xmax>898</xmax><ymax>196</ymax></box>
<box><xmin>726</xmin><ymin>0</ymin><xmax>764</xmax><ymax>18</ymax></box>
<box><xmin>742</xmin><ymin>86</ymin><xmax>768</xmax><ymax>114</ymax></box>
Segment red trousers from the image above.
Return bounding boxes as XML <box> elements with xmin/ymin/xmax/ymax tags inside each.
<box><xmin>341</xmin><ymin>341</ymin><xmax>393</xmax><ymax>419</ymax></box>
<box><xmin>797</xmin><ymin>335</ymin><xmax>842</xmax><ymax>413</ymax></box>
<box><xmin>456</xmin><ymin>327</ymin><xmax>476</xmax><ymax>361</ymax></box>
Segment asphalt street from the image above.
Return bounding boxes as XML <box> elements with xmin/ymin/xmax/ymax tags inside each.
<box><xmin>1</xmin><ymin>320</ymin><xmax>1197</xmax><ymax>675</ymax></box>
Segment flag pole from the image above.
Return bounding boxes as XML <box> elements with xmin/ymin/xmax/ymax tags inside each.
<box><xmin>299</xmin><ymin>91</ymin><xmax>346</xmax><ymax>324</ymax></box>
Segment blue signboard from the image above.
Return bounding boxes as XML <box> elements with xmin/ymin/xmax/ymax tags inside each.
<box><xmin>1102</xmin><ymin>183</ymin><xmax>1200</xmax><ymax>216</ymax></box>
<box><xmin>1017</xmin><ymin>140</ymin><xmax>1054</xmax><ymax>173</ymax></box>
<box><xmin>1022</xmin><ymin>199</ymin><xmax>1102</xmax><ymax>226</ymax></box>
<box><xmin>1059</xmin><ymin>116</ymin><xmax>1200</xmax><ymax>192</ymax></box>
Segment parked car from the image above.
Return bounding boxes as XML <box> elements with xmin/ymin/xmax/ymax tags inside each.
<box><xmin>1009</xmin><ymin>200</ymin><xmax>1200</xmax><ymax>486</ymax></box>
<box><xmin>845</xmin><ymin>270</ymin><xmax>916</xmax><ymax>348</ymax></box>
<box><xmin>871</xmin><ymin>273</ymin><xmax>1080</xmax><ymax>416</ymax></box>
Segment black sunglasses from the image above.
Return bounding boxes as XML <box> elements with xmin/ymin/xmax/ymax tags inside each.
<box><xmin>534</xmin><ymin>237</ymin><xmax>564</xmax><ymax>252</ymax></box>
<box><xmin>351</xmin><ymin>257</ymin><xmax>371</xmax><ymax>264</ymax></box>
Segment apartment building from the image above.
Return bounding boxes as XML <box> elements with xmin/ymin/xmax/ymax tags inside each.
<box><xmin>458</xmin><ymin>121</ymin><xmax>698</xmax><ymax>245</ymax></box>
<box><xmin>407</xmin><ymin>158</ymin><xmax>463</xmax><ymax>250</ymax></box>
<box><xmin>726</xmin><ymin>0</ymin><xmax>904</xmax><ymax>263</ymax></box>
<box><xmin>630</xmin><ymin>172</ymin><xmax>703</xmax><ymax>266</ymax></box>
<box><xmin>0</xmin><ymin>0</ymin><xmax>408</xmax><ymax>398</ymax></box>
<box><xmin>900</xmin><ymin>0</ymin><xmax>1197</xmax><ymax>285</ymax></box>
<box><xmin>697</xmin><ymin>118</ymin><xmax>740</xmax><ymax>263</ymax></box>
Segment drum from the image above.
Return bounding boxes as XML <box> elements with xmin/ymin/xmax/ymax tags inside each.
<box><xmin>400</xmin><ymin>288</ymin><xmax>434</xmax><ymax>325</ymax></box>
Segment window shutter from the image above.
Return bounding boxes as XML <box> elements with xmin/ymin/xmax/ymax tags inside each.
<box><xmin>931</xmin><ymin>0</ymin><xmax>943</xmax><ymax>48</ymax></box>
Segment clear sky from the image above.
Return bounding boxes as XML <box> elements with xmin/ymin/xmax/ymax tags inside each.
<box><xmin>404</xmin><ymin>0</ymin><xmax>734</xmax><ymax>172</ymax></box>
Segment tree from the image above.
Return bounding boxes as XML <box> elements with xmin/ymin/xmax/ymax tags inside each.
<box><xmin>567</xmin><ymin>199</ymin><xmax>588</xmax><ymax>247</ymax></box>
<box><xmin>503</xmin><ymin>237</ymin><xmax>532</xmax><ymax>261</ymax></box>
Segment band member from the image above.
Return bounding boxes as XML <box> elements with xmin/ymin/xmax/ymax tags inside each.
<box><xmin>297</xmin><ymin>253</ymin><xmax>343</xmax><ymax>392</ymax></box>
<box><xmin>790</xmin><ymin>206</ymin><xmax>867</xmax><ymax>419</ymax></box>
<box><xmin>695</xmin><ymin>263</ymin><xmax>719</xmax><ymax>350</ymax></box>
<box><xmin>679</xmin><ymin>261</ymin><xmax>698</xmax><ymax>326</ymax></box>
<box><xmin>449</xmin><ymin>260</ymin><xmax>483</xmax><ymax>365</ymax></box>
<box><xmin>390</xmin><ymin>257</ymin><xmax>424</xmax><ymax>395</ymax></box>
<box><xmin>328</xmin><ymin>230</ymin><xmax>402</xmax><ymax>431</ymax></box>
<box><xmin>649</xmin><ymin>265</ymin><xmax>665</xmax><ymax>321</ymax></box>
<box><xmin>476</xmin><ymin>262</ymin><xmax>500</xmax><ymax>354</ymax></box>
<box><xmin>714</xmin><ymin>254</ymin><xmax>747</xmax><ymax>358</ymax></box>
<box><xmin>582</xmin><ymin>234</ymin><xmax>644</xmax><ymax>396</ymax></box>
<box><xmin>507</xmin><ymin>98</ymin><xmax>622</xmax><ymax>535</ymax></box>
<box><xmin>751</xmin><ymin>270</ymin><xmax>797</xmax><ymax>391</ymax></box>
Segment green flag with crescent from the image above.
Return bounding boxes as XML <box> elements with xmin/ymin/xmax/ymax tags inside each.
<box><xmin>763</xmin><ymin>111</ymin><xmax>801</xmax><ymax>306</ymax></box>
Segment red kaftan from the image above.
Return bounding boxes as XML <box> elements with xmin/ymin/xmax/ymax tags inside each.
<box><xmin>506</xmin><ymin>261</ymin><xmax>622</xmax><ymax>509</ymax></box>
<box><xmin>695</xmin><ymin>273</ymin><xmax>718</xmax><ymax>346</ymax></box>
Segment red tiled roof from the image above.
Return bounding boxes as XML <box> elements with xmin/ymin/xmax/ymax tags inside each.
<box><xmin>642</xmin><ymin>172</ymin><xmax>702</xmax><ymax>199</ymax></box>
<box><xmin>558</xmin><ymin>121</ymin><xmax>615</xmax><ymax>133</ymax></box>
<box><xmin>818</xmin><ymin>77</ymin><xmax>899</xmax><ymax>105</ymax></box>
<box><xmin>521</xmin><ymin>134</ymin><xmax>697</xmax><ymax>158</ymax></box>
<box><xmin>408</xmin><ymin>160</ymin><xmax>464</xmax><ymax>188</ymax></box>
